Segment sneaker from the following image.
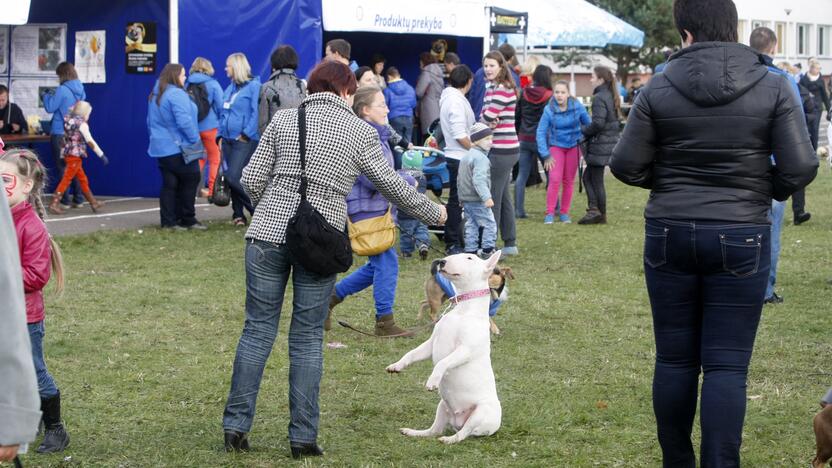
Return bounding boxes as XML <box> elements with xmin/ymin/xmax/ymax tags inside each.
<box><xmin>187</xmin><ymin>222</ymin><xmax>208</xmax><ymax>231</ymax></box>
<box><xmin>544</xmin><ymin>214</ymin><xmax>555</xmax><ymax>224</ymax></box>
<box><xmin>559</xmin><ymin>214</ymin><xmax>572</xmax><ymax>224</ymax></box>
<box><xmin>445</xmin><ymin>245</ymin><xmax>463</xmax><ymax>255</ymax></box>
<box><xmin>162</xmin><ymin>225</ymin><xmax>187</xmax><ymax>232</ymax></box>
<box><xmin>418</xmin><ymin>245</ymin><xmax>429</xmax><ymax>260</ymax></box>
<box><xmin>502</xmin><ymin>246</ymin><xmax>519</xmax><ymax>256</ymax></box>
<box><xmin>763</xmin><ymin>292</ymin><xmax>784</xmax><ymax>304</ymax></box>
<box><xmin>400</xmin><ymin>252</ymin><xmax>413</xmax><ymax>258</ymax></box>
<box><xmin>232</xmin><ymin>217</ymin><xmax>247</xmax><ymax>226</ymax></box>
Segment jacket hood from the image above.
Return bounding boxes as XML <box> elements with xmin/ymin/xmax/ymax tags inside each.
<box><xmin>664</xmin><ymin>42</ymin><xmax>768</xmax><ymax>107</ymax></box>
<box><xmin>424</xmin><ymin>63</ymin><xmax>444</xmax><ymax>79</ymax></box>
<box><xmin>523</xmin><ymin>86</ymin><xmax>552</xmax><ymax>104</ymax></box>
<box><xmin>387</xmin><ymin>80</ymin><xmax>412</xmax><ymax>96</ymax></box>
<box><xmin>186</xmin><ymin>73</ymin><xmax>212</xmax><ymax>85</ymax></box>
<box><xmin>63</xmin><ymin>79</ymin><xmax>85</xmax><ymax>99</ymax></box>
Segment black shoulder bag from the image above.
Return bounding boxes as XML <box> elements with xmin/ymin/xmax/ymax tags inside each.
<box><xmin>285</xmin><ymin>106</ymin><xmax>353</xmax><ymax>276</ymax></box>
<box><xmin>211</xmin><ymin>150</ymin><xmax>231</xmax><ymax>207</ymax></box>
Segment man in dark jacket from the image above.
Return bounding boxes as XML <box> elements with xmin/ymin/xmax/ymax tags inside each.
<box><xmin>610</xmin><ymin>1</ymin><xmax>817</xmax><ymax>466</ymax></box>
<box><xmin>0</xmin><ymin>85</ymin><xmax>29</xmax><ymax>135</ymax></box>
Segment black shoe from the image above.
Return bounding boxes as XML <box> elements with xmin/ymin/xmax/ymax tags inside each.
<box><xmin>419</xmin><ymin>245</ymin><xmax>429</xmax><ymax>260</ymax></box>
<box><xmin>794</xmin><ymin>212</ymin><xmax>811</xmax><ymax>225</ymax></box>
<box><xmin>223</xmin><ymin>431</ymin><xmax>250</xmax><ymax>452</ymax></box>
<box><xmin>445</xmin><ymin>245</ymin><xmax>463</xmax><ymax>255</ymax></box>
<box><xmin>37</xmin><ymin>424</ymin><xmax>69</xmax><ymax>453</ymax></box>
<box><xmin>764</xmin><ymin>292</ymin><xmax>784</xmax><ymax>304</ymax></box>
<box><xmin>290</xmin><ymin>442</ymin><xmax>324</xmax><ymax>459</ymax></box>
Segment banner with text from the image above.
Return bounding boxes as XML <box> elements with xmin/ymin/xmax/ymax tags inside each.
<box><xmin>321</xmin><ymin>0</ymin><xmax>487</xmax><ymax>38</ymax></box>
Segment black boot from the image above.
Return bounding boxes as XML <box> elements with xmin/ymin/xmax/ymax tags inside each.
<box><xmin>290</xmin><ymin>442</ymin><xmax>324</xmax><ymax>459</ymax></box>
<box><xmin>37</xmin><ymin>393</ymin><xmax>70</xmax><ymax>453</ymax></box>
<box><xmin>223</xmin><ymin>430</ymin><xmax>250</xmax><ymax>452</ymax></box>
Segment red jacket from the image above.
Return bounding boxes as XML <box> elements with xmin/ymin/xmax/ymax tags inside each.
<box><xmin>12</xmin><ymin>201</ymin><xmax>52</xmax><ymax>323</ymax></box>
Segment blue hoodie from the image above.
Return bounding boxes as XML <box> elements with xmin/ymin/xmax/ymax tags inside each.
<box><xmin>42</xmin><ymin>79</ymin><xmax>86</xmax><ymax>136</ymax></box>
<box><xmin>184</xmin><ymin>72</ymin><xmax>224</xmax><ymax>132</ymax></box>
<box><xmin>536</xmin><ymin>97</ymin><xmax>591</xmax><ymax>157</ymax></box>
<box><xmin>383</xmin><ymin>79</ymin><xmax>417</xmax><ymax>120</ymax></box>
<box><xmin>218</xmin><ymin>78</ymin><xmax>262</xmax><ymax>141</ymax></box>
<box><xmin>146</xmin><ymin>81</ymin><xmax>200</xmax><ymax>158</ymax></box>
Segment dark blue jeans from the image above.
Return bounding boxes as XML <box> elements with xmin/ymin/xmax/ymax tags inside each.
<box><xmin>157</xmin><ymin>154</ymin><xmax>200</xmax><ymax>227</ymax></box>
<box><xmin>643</xmin><ymin>219</ymin><xmax>770</xmax><ymax>468</ymax></box>
<box><xmin>51</xmin><ymin>134</ymin><xmax>82</xmax><ymax>205</ymax></box>
<box><xmin>28</xmin><ymin>321</ymin><xmax>59</xmax><ymax>398</ymax></box>
<box><xmin>221</xmin><ymin>139</ymin><xmax>255</xmax><ymax>220</ymax></box>
<box><xmin>398</xmin><ymin>217</ymin><xmax>429</xmax><ymax>254</ymax></box>
<box><xmin>223</xmin><ymin>240</ymin><xmax>335</xmax><ymax>444</ymax></box>
<box><xmin>514</xmin><ymin>140</ymin><xmax>539</xmax><ymax>218</ymax></box>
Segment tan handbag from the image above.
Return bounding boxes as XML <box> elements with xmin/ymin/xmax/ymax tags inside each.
<box><xmin>347</xmin><ymin>206</ymin><xmax>397</xmax><ymax>256</ymax></box>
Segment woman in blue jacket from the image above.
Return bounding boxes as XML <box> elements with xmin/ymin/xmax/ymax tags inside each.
<box><xmin>219</xmin><ymin>53</ymin><xmax>261</xmax><ymax>226</ymax></box>
<box><xmin>536</xmin><ymin>80</ymin><xmax>590</xmax><ymax>224</ymax></box>
<box><xmin>147</xmin><ymin>63</ymin><xmax>205</xmax><ymax>230</ymax></box>
<box><xmin>185</xmin><ymin>57</ymin><xmax>224</xmax><ymax>198</ymax></box>
<box><xmin>43</xmin><ymin>62</ymin><xmax>86</xmax><ymax>208</ymax></box>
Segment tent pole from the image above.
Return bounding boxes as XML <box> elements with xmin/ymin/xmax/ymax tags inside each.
<box><xmin>569</xmin><ymin>48</ymin><xmax>576</xmax><ymax>96</ymax></box>
<box><xmin>523</xmin><ymin>35</ymin><xmax>527</xmax><ymax>61</ymax></box>
<box><xmin>169</xmin><ymin>0</ymin><xmax>179</xmax><ymax>63</ymax></box>
<box><xmin>483</xmin><ymin>6</ymin><xmax>491</xmax><ymax>54</ymax></box>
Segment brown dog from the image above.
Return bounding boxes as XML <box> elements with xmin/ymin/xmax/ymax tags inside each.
<box><xmin>418</xmin><ymin>259</ymin><xmax>514</xmax><ymax>335</ymax></box>
<box><xmin>814</xmin><ymin>404</ymin><xmax>832</xmax><ymax>467</ymax></box>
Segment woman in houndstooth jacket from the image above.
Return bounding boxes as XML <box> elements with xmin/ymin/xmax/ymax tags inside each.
<box><xmin>221</xmin><ymin>61</ymin><xmax>446</xmax><ymax>459</ymax></box>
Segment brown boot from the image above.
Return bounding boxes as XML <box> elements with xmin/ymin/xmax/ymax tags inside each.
<box><xmin>325</xmin><ymin>293</ymin><xmax>342</xmax><ymax>331</ymax></box>
<box><xmin>82</xmin><ymin>190</ymin><xmax>104</xmax><ymax>213</ymax></box>
<box><xmin>577</xmin><ymin>208</ymin><xmax>603</xmax><ymax>225</ymax></box>
<box><xmin>374</xmin><ymin>313</ymin><xmax>413</xmax><ymax>338</ymax></box>
<box><xmin>48</xmin><ymin>193</ymin><xmax>65</xmax><ymax>215</ymax></box>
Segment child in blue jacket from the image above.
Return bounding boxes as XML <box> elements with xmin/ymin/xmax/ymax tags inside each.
<box><xmin>383</xmin><ymin>67</ymin><xmax>417</xmax><ymax>146</ymax></box>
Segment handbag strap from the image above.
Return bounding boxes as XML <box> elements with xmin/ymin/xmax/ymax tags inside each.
<box><xmin>297</xmin><ymin>106</ymin><xmax>308</xmax><ymax>202</ymax></box>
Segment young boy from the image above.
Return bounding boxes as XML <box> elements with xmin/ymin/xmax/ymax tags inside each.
<box><xmin>383</xmin><ymin>67</ymin><xmax>417</xmax><ymax>147</ymax></box>
<box><xmin>458</xmin><ymin>122</ymin><xmax>496</xmax><ymax>257</ymax></box>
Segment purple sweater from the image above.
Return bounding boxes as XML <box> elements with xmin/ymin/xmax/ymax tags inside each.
<box><xmin>346</xmin><ymin>121</ymin><xmax>415</xmax><ymax>222</ymax></box>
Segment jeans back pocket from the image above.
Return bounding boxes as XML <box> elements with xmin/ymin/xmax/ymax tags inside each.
<box><xmin>644</xmin><ymin>224</ymin><xmax>669</xmax><ymax>268</ymax></box>
<box><xmin>720</xmin><ymin>233</ymin><xmax>762</xmax><ymax>278</ymax></box>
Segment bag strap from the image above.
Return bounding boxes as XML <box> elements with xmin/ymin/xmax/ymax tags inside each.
<box><xmin>297</xmin><ymin>106</ymin><xmax>308</xmax><ymax>201</ymax></box>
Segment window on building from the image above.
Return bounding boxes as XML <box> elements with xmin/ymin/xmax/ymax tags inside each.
<box><xmin>752</xmin><ymin>20</ymin><xmax>767</xmax><ymax>30</ymax></box>
<box><xmin>776</xmin><ymin>22</ymin><xmax>787</xmax><ymax>56</ymax></box>
<box><xmin>797</xmin><ymin>23</ymin><xmax>810</xmax><ymax>56</ymax></box>
<box><xmin>738</xmin><ymin>20</ymin><xmax>747</xmax><ymax>44</ymax></box>
<box><xmin>820</xmin><ymin>25</ymin><xmax>830</xmax><ymax>57</ymax></box>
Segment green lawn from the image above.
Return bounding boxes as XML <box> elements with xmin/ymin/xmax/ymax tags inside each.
<box><xmin>29</xmin><ymin>170</ymin><xmax>832</xmax><ymax>467</ymax></box>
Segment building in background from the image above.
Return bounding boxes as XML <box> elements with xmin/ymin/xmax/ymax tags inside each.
<box><xmin>734</xmin><ymin>0</ymin><xmax>832</xmax><ymax>72</ymax></box>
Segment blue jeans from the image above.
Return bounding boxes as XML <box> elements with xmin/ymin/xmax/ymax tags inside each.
<box><xmin>221</xmin><ymin>139</ymin><xmax>255</xmax><ymax>220</ymax></box>
<box><xmin>463</xmin><ymin>202</ymin><xmax>497</xmax><ymax>252</ymax></box>
<box><xmin>335</xmin><ymin>247</ymin><xmax>398</xmax><ymax>318</ymax></box>
<box><xmin>643</xmin><ymin>219</ymin><xmax>770</xmax><ymax>468</ymax></box>
<box><xmin>399</xmin><ymin>217</ymin><xmax>429</xmax><ymax>255</ymax></box>
<box><xmin>766</xmin><ymin>200</ymin><xmax>786</xmax><ymax>299</ymax></box>
<box><xmin>28</xmin><ymin>321</ymin><xmax>59</xmax><ymax>398</ymax></box>
<box><xmin>51</xmin><ymin>134</ymin><xmax>82</xmax><ymax>205</ymax></box>
<box><xmin>514</xmin><ymin>140</ymin><xmax>539</xmax><ymax>217</ymax></box>
<box><xmin>223</xmin><ymin>240</ymin><xmax>335</xmax><ymax>444</ymax></box>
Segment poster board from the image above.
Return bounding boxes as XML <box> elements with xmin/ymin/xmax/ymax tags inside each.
<box><xmin>125</xmin><ymin>21</ymin><xmax>157</xmax><ymax>74</ymax></box>
<box><xmin>0</xmin><ymin>27</ymin><xmax>8</xmax><ymax>75</ymax></box>
<box><xmin>75</xmin><ymin>30</ymin><xmax>106</xmax><ymax>83</ymax></box>
<box><xmin>9</xmin><ymin>77</ymin><xmax>60</xmax><ymax>122</ymax></box>
<box><xmin>11</xmin><ymin>23</ymin><xmax>67</xmax><ymax>75</ymax></box>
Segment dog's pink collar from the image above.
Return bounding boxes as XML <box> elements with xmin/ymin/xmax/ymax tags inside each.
<box><xmin>449</xmin><ymin>288</ymin><xmax>491</xmax><ymax>304</ymax></box>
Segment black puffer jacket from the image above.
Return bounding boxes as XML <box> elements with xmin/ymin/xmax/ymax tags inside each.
<box><xmin>515</xmin><ymin>85</ymin><xmax>553</xmax><ymax>142</ymax></box>
<box><xmin>799</xmin><ymin>73</ymin><xmax>831</xmax><ymax>117</ymax></box>
<box><xmin>610</xmin><ymin>42</ymin><xmax>818</xmax><ymax>224</ymax></box>
<box><xmin>582</xmin><ymin>85</ymin><xmax>621</xmax><ymax>166</ymax></box>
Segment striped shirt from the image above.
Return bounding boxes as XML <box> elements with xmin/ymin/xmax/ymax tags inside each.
<box><xmin>480</xmin><ymin>83</ymin><xmax>519</xmax><ymax>155</ymax></box>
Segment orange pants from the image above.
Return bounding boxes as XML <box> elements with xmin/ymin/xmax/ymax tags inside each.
<box><xmin>199</xmin><ymin>128</ymin><xmax>221</xmax><ymax>193</ymax></box>
<box><xmin>55</xmin><ymin>156</ymin><xmax>90</xmax><ymax>194</ymax></box>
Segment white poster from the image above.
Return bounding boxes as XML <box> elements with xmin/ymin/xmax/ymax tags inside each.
<box><xmin>0</xmin><ymin>27</ymin><xmax>8</xmax><ymax>74</ymax></box>
<box><xmin>11</xmin><ymin>23</ymin><xmax>67</xmax><ymax>75</ymax></box>
<box><xmin>321</xmin><ymin>0</ymin><xmax>488</xmax><ymax>37</ymax></box>
<box><xmin>75</xmin><ymin>30</ymin><xmax>106</xmax><ymax>83</ymax></box>
<box><xmin>9</xmin><ymin>77</ymin><xmax>60</xmax><ymax>123</ymax></box>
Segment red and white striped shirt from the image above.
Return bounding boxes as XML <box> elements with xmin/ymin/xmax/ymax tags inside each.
<box><xmin>481</xmin><ymin>82</ymin><xmax>519</xmax><ymax>155</ymax></box>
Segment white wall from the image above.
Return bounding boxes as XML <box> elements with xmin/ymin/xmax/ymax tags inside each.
<box><xmin>734</xmin><ymin>0</ymin><xmax>832</xmax><ymax>71</ymax></box>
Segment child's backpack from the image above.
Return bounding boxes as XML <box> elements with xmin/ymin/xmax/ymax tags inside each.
<box><xmin>187</xmin><ymin>83</ymin><xmax>211</xmax><ymax>122</ymax></box>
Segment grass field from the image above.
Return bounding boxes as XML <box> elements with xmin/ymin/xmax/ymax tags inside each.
<box><xmin>27</xmin><ymin>170</ymin><xmax>832</xmax><ymax>467</ymax></box>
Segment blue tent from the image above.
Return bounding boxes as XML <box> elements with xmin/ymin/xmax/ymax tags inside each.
<box><xmin>494</xmin><ymin>0</ymin><xmax>644</xmax><ymax>49</ymax></box>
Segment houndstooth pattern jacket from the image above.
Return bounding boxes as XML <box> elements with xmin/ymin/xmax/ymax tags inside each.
<box><xmin>242</xmin><ymin>92</ymin><xmax>442</xmax><ymax>245</ymax></box>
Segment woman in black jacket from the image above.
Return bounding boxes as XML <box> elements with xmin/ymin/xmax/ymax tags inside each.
<box><xmin>799</xmin><ymin>60</ymin><xmax>831</xmax><ymax>150</ymax></box>
<box><xmin>610</xmin><ymin>0</ymin><xmax>817</xmax><ymax>465</ymax></box>
<box><xmin>578</xmin><ymin>66</ymin><xmax>621</xmax><ymax>225</ymax></box>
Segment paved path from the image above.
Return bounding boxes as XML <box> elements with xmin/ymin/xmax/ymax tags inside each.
<box><xmin>45</xmin><ymin>196</ymin><xmax>234</xmax><ymax>236</ymax></box>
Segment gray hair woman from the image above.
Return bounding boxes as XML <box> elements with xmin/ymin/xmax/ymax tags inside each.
<box><xmin>221</xmin><ymin>60</ymin><xmax>446</xmax><ymax>459</ymax></box>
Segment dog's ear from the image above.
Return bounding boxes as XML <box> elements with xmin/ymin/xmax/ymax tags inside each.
<box><xmin>501</xmin><ymin>267</ymin><xmax>515</xmax><ymax>280</ymax></box>
<box><xmin>483</xmin><ymin>250</ymin><xmax>502</xmax><ymax>275</ymax></box>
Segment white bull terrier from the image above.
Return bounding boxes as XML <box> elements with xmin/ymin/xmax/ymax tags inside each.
<box><xmin>386</xmin><ymin>251</ymin><xmax>502</xmax><ymax>444</ymax></box>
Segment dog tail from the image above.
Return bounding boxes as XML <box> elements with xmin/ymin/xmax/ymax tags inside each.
<box><xmin>418</xmin><ymin>300</ymin><xmax>431</xmax><ymax>321</ymax></box>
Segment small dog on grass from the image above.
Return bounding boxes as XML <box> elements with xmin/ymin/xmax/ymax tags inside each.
<box><xmin>418</xmin><ymin>258</ymin><xmax>513</xmax><ymax>335</ymax></box>
<box><xmin>387</xmin><ymin>252</ymin><xmax>502</xmax><ymax>444</ymax></box>
<box><xmin>813</xmin><ymin>388</ymin><xmax>832</xmax><ymax>467</ymax></box>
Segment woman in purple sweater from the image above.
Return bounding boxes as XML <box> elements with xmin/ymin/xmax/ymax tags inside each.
<box><xmin>328</xmin><ymin>86</ymin><xmax>416</xmax><ymax>337</ymax></box>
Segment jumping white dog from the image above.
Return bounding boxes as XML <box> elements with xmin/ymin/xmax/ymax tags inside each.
<box><xmin>386</xmin><ymin>251</ymin><xmax>502</xmax><ymax>444</ymax></box>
